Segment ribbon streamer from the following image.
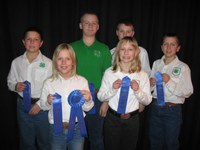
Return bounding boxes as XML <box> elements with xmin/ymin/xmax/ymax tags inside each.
<box><xmin>117</xmin><ymin>76</ymin><xmax>130</xmax><ymax>114</ymax></box>
<box><xmin>87</xmin><ymin>82</ymin><xmax>96</xmax><ymax>114</ymax></box>
<box><xmin>155</xmin><ymin>71</ymin><xmax>165</xmax><ymax>106</ymax></box>
<box><xmin>52</xmin><ymin>93</ymin><xmax>63</xmax><ymax>133</ymax></box>
<box><xmin>67</xmin><ymin>90</ymin><xmax>87</xmax><ymax>141</ymax></box>
<box><xmin>23</xmin><ymin>81</ymin><xmax>31</xmax><ymax>113</ymax></box>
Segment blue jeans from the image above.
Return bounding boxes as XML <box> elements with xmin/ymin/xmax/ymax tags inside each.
<box><xmin>17</xmin><ymin>98</ymin><xmax>50</xmax><ymax>150</ymax></box>
<box><xmin>50</xmin><ymin>124</ymin><xmax>84</xmax><ymax>150</ymax></box>
<box><xmin>85</xmin><ymin>97</ymin><xmax>104</xmax><ymax>150</ymax></box>
<box><xmin>149</xmin><ymin>100</ymin><xmax>182</xmax><ymax>150</ymax></box>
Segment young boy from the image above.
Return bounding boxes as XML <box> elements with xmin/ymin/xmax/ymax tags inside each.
<box><xmin>149</xmin><ymin>33</ymin><xmax>193</xmax><ymax>150</ymax></box>
<box><xmin>7</xmin><ymin>27</ymin><xmax>52</xmax><ymax>150</ymax></box>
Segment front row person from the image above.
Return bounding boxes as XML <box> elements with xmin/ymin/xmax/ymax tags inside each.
<box><xmin>97</xmin><ymin>37</ymin><xmax>152</xmax><ymax>150</ymax></box>
<box><xmin>149</xmin><ymin>33</ymin><xmax>193</xmax><ymax>150</ymax></box>
<box><xmin>40</xmin><ymin>43</ymin><xmax>94</xmax><ymax>150</ymax></box>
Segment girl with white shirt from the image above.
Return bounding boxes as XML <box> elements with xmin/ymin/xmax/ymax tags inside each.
<box><xmin>97</xmin><ymin>37</ymin><xmax>152</xmax><ymax>150</ymax></box>
<box><xmin>40</xmin><ymin>43</ymin><xmax>94</xmax><ymax>150</ymax></box>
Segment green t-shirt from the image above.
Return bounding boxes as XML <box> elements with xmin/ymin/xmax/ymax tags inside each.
<box><xmin>71</xmin><ymin>39</ymin><xmax>111</xmax><ymax>89</ymax></box>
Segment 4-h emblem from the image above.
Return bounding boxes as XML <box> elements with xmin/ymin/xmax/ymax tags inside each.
<box><xmin>39</xmin><ymin>62</ymin><xmax>45</xmax><ymax>68</ymax></box>
<box><xmin>172</xmin><ymin>67</ymin><xmax>181</xmax><ymax>76</ymax></box>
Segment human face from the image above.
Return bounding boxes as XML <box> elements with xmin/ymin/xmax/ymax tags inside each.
<box><xmin>116</xmin><ymin>24</ymin><xmax>134</xmax><ymax>40</ymax></box>
<box><xmin>80</xmin><ymin>14</ymin><xmax>99</xmax><ymax>37</ymax></box>
<box><xmin>22</xmin><ymin>31</ymin><xmax>43</xmax><ymax>53</ymax></box>
<box><xmin>56</xmin><ymin>49</ymin><xmax>73</xmax><ymax>79</ymax></box>
<box><xmin>161</xmin><ymin>37</ymin><xmax>180</xmax><ymax>59</ymax></box>
<box><xmin>119</xmin><ymin>41</ymin><xmax>136</xmax><ymax>64</ymax></box>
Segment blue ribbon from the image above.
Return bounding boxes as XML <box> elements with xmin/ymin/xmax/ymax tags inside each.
<box><xmin>67</xmin><ymin>90</ymin><xmax>87</xmax><ymax>141</ymax></box>
<box><xmin>52</xmin><ymin>93</ymin><xmax>63</xmax><ymax>134</ymax></box>
<box><xmin>155</xmin><ymin>71</ymin><xmax>165</xmax><ymax>106</ymax></box>
<box><xmin>87</xmin><ymin>82</ymin><xmax>96</xmax><ymax>114</ymax></box>
<box><xmin>117</xmin><ymin>76</ymin><xmax>130</xmax><ymax>114</ymax></box>
<box><xmin>23</xmin><ymin>81</ymin><xmax>31</xmax><ymax>113</ymax></box>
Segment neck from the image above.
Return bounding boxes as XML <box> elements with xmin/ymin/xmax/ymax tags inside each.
<box><xmin>120</xmin><ymin>62</ymin><xmax>131</xmax><ymax>73</ymax></box>
<box><xmin>83</xmin><ymin>35</ymin><xmax>95</xmax><ymax>46</ymax></box>
<box><xmin>26</xmin><ymin>51</ymin><xmax>39</xmax><ymax>63</ymax></box>
<box><xmin>164</xmin><ymin>55</ymin><xmax>176</xmax><ymax>65</ymax></box>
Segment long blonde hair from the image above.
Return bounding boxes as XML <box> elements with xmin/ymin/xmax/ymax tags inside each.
<box><xmin>51</xmin><ymin>43</ymin><xmax>77</xmax><ymax>80</ymax></box>
<box><xmin>112</xmin><ymin>36</ymin><xmax>141</xmax><ymax>73</ymax></box>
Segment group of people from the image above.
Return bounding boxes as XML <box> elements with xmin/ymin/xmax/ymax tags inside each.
<box><xmin>7</xmin><ymin>11</ymin><xmax>193</xmax><ymax>150</ymax></box>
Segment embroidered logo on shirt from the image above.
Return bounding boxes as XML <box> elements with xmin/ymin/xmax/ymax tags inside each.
<box><xmin>94</xmin><ymin>50</ymin><xmax>101</xmax><ymax>58</ymax></box>
<box><xmin>172</xmin><ymin>67</ymin><xmax>181</xmax><ymax>76</ymax></box>
<box><xmin>39</xmin><ymin>62</ymin><xmax>45</xmax><ymax>68</ymax></box>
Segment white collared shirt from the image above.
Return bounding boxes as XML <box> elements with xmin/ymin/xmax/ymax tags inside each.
<box><xmin>150</xmin><ymin>55</ymin><xmax>193</xmax><ymax>104</ymax></box>
<box><xmin>7</xmin><ymin>51</ymin><xmax>52</xmax><ymax>106</ymax></box>
<box><xmin>40</xmin><ymin>75</ymin><xmax>94</xmax><ymax>124</ymax></box>
<box><xmin>97</xmin><ymin>67</ymin><xmax>152</xmax><ymax>113</ymax></box>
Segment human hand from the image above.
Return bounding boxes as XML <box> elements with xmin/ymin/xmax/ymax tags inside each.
<box><xmin>15</xmin><ymin>82</ymin><xmax>26</xmax><ymax>92</ymax></box>
<box><xmin>130</xmin><ymin>80</ymin><xmax>139</xmax><ymax>91</ymax></box>
<box><xmin>113</xmin><ymin>79</ymin><xmax>122</xmax><ymax>89</ymax></box>
<box><xmin>150</xmin><ymin>78</ymin><xmax>156</xmax><ymax>87</ymax></box>
<box><xmin>139</xmin><ymin>103</ymin><xmax>145</xmax><ymax>112</ymax></box>
<box><xmin>29</xmin><ymin>104</ymin><xmax>41</xmax><ymax>115</ymax></box>
<box><xmin>99</xmin><ymin>101</ymin><xmax>109</xmax><ymax>117</ymax></box>
<box><xmin>80</xmin><ymin>90</ymin><xmax>91</xmax><ymax>102</ymax></box>
<box><xmin>47</xmin><ymin>94</ymin><xmax>54</xmax><ymax>105</ymax></box>
<box><xmin>162</xmin><ymin>73</ymin><xmax>170</xmax><ymax>83</ymax></box>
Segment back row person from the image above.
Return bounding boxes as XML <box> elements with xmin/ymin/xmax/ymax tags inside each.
<box><xmin>70</xmin><ymin>12</ymin><xmax>112</xmax><ymax>150</ymax></box>
<box><xmin>109</xmin><ymin>20</ymin><xmax>151</xmax><ymax>113</ymax></box>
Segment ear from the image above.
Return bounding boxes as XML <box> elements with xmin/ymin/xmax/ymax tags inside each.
<box><xmin>40</xmin><ymin>41</ymin><xmax>43</xmax><ymax>47</ymax></box>
<box><xmin>177</xmin><ymin>45</ymin><xmax>181</xmax><ymax>52</ymax></box>
<box><xmin>116</xmin><ymin>30</ymin><xmax>119</xmax><ymax>36</ymax></box>
<box><xmin>131</xmin><ymin>31</ymin><xmax>135</xmax><ymax>37</ymax></box>
<box><xmin>79</xmin><ymin>23</ymin><xmax>82</xmax><ymax>29</ymax></box>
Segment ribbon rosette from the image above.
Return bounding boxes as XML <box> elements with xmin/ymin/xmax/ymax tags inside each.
<box><xmin>67</xmin><ymin>90</ymin><xmax>87</xmax><ymax>141</ymax></box>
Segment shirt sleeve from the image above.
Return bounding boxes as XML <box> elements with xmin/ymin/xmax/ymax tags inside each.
<box><xmin>97</xmin><ymin>69</ymin><xmax>118</xmax><ymax>102</ymax></box>
<box><xmin>7</xmin><ymin>61</ymin><xmax>18</xmax><ymax>92</ymax></box>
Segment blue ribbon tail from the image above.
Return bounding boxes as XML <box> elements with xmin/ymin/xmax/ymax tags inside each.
<box><xmin>117</xmin><ymin>76</ymin><xmax>130</xmax><ymax>114</ymax></box>
<box><xmin>87</xmin><ymin>82</ymin><xmax>96</xmax><ymax>114</ymax></box>
<box><xmin>155</xmin><ymin>71</ymin><xmax>165</xmax><ymax>106</ymax></box>
<box><xmin>52</xmin><ymin>93</ymin><xmax>63</xmax><ymax>134</ymax></box>
<box><xmin>67</xmin><ymin>107</ymin><xmax>76</xmax><ymax>141</ymax></box>
<box><xmin>77</xmin><ymin>107</ymin><xmax>87</xmax><ymax>137</ymax></box>
<box><xmin>23</xmin><ymin>81</ymin><xmax>31</xmax><ymax>113</ymax></box>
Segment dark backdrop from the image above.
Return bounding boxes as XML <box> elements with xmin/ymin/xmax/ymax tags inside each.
<box><xmin>1</xmin><ymin>0</ymin><xmax>199</xmax><ymax>150</ymax></box>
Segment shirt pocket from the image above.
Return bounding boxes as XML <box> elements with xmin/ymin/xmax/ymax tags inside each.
<box><xmin>35</xmin><ymin>68</ymin><xmax>48</xmax><ymax>82</ymax></box>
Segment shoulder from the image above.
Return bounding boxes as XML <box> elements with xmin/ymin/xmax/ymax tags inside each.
<box><xmin>74</xmin><ymin>75</ymin><xmax>88</xmax><ymax>83</ymax></box>
<box><xmin>11</xmin><ymin>55</ymin><xmax>24</xmax><ymax>64</ymax></box>
<box><xmin>176</xmin><ymin>59</ymin><xmax>191</xmax><ymax>72</ymax></box>
<box><xmin>104</xmin><ymin>67</ymin><xmax>114</xmax><ymax>74</ymax></box>
<box><xmin>95</xmin><ymin>40</ymin><xmax>109</xmax><ymax>49</ymax></box>
<box><xmin>42</xmin><ymin>55</ymin><xmax>52</xmax><ymax>63</ymax></box>
<box><xmin>70</xmin><ymin>40</ymin><xmax>81</xmax><ymax>46</ymax></box>
<box><xmin>139</xmin><ymin>46</ymin><xmax>148</xmax><ymax>54</ymax></box>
